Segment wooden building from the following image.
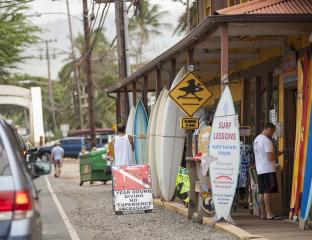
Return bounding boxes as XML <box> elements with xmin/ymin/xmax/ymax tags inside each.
<box><xmin>106</xmin><ymin>0</ymin><xmax>312</xmax><ymax>218</ymax></box>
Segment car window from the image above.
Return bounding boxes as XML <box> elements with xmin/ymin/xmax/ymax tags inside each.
<box><xmin>0</xmin><ymin>137</ymin><xmax>11</xmax><ymax>176</ymax></box>
<box><xmin>61</xmin><ymin>139</ymin><xmax>82</xmax><ymax>145</ymax></box>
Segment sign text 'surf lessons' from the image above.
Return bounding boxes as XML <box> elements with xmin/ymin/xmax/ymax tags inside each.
<box><xmin>112</xmin><ymin>164</ymin><xmax>153</xmax><ymax>212</ymax></box>
<box><xmin>209</xmin><ymin>86</ymin><xmax>240</xmax><ymax>223</ymax></box>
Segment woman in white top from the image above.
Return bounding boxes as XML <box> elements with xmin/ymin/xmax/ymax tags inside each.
<box><xmin>112</xmin><ymin>124</ymin><xmax>134</xmax><ymax>166</ymax></box>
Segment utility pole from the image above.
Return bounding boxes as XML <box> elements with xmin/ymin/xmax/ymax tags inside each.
<box><xmin>115</xmin><ymin>0</ymin><xmax>130</xmax><ymax>122</ymax></box>
<box><xmin>45</xmin><ymin>40</ymin><xmax>57</xmax><ymax>131</ymax></box>
<box><xmin>186</xmin><ymin>0</ymin><xmax>191</xmax><ymax>32</ymax></box>
<box><xmin>66</xmin><ymin>0</ymin><xmax>84</xmax><ymax>129</ymax></box>
<box><xmin>82</xmin><ymin>0</ymin><xmax>96</xmax><ymax>147</ymax></box>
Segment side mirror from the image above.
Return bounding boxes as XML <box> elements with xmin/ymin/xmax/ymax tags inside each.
<box><xmin>33</xmin><ymin>161</ymin><xmax>51</xmax><ymax>177</ymax></box>
<box><xmin>29</xmin><ymin>147</ymin><xmax>38</xmax><ymax>153</ymax></box>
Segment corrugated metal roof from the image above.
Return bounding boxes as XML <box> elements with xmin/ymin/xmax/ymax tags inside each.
<box><xmin>217</xmin><ymin>0</ymin><xmax>312</xmax><ymax>14</ymax></box>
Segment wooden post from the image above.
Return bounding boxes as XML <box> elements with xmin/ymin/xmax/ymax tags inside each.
<box><xmin>255</xmin><ymin>76</ymin><xmax>261</xmax><ymax>134</ymax></box>
<box><xmin>156</xmin><ymin>68</ymin><xmax>161</xmax><ymax>98</ymax></box>
<box><xmin>116</xmin><ymin>91</ymin><xmax>121</xmax><ymax>124</ymax></box>
<box><xmin>123</xmin><ymin>86</ymin><xmax>129</xmax><ymax>121</ymax></box>
<box><xmin>143</xmin><ymin>75</ymin><xmax>148</xmax><ymax>111</ymax></box>
<box><xmin>221</xmin><ymin>23</ymin><xmax>229</xmax><ymax>91</ymax></box>
<box><xmin>82</xmin><ymin>0</ymin><xmax>96</xmax><ymax>147</ymax></box>
<box><xmin>168</xmin><ymin>58</ymin><xmax>176</xmax><ymax>89</ymax></box>
<box><xmin>186</xmin><ymin>48</ymin><xmax>198</xmax><ymax>220</ymax></box>
<box><xmin>132</xmin><ymin>81</ymin><xmax>137</xmax><ymax>106</ymax></box>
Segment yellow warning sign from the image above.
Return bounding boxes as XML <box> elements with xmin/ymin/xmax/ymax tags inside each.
<box><xmin>180</xmin><ymin>118</ymin><xmax>199</xmax><ymax>130</ymax></box>
<box><xmin>168</xmin><ymin>72</ymin><xmax>212</xmax><ymax>117</ymax></box>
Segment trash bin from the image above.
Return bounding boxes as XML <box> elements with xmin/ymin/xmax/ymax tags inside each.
<box><xmin>79</xmin><ymin>148</ymin><xmax>112</xmax><ymax>186</ymax></box>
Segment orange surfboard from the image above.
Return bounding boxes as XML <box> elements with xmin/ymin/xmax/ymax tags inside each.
<box><xmin>289</xmin><ymin>60</ymin><xmax>303</xmax><ymax>219</ymax></box>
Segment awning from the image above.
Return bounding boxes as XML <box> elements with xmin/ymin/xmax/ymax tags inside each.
<box><xmin>106</xmin><ymin>14</ymin><xmax>312</xmax><ymax>93</ymax></box>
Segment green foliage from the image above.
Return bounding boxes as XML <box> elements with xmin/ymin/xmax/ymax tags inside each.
<box><xmin>0</xmin><ymin>0</ymin><xmax>40</xmax><ymax>79</ymax></box>
<box><xmin>129</xmin><ymin>0</ymin><xmax>170</xmax><ymax>64</ymax></box>
<box><xmin>58</xmin><ymin>29</ymin><xmax>118</xmax><ymax>130</ymax></box>
<box><xmin>172</xmin><ymin>0</ymin><xmax>198</xmax><ymax>36</ymax></box>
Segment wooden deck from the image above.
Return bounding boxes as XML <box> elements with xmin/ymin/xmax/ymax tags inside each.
<box><xmin>233</xmin><ymin>212</ymin><xmax>312</xmax><ymax>240</ymax></box>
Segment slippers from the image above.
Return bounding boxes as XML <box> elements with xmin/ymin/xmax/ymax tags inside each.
<box><xmin>267</xmin><ymin>216</ymin><xmax>283</xmax><ymax>220</ymax></box>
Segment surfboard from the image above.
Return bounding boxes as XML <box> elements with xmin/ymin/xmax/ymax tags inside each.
<box><xmin>133</xmin><ymin>100</ymin><xmax>148</xmax><ymax>164</ymax></box>
<box><xmin>146</xmin><ymin>105</ymin><xmax>154</xmax><ymax>164</ymax></box>
<box><xmin>209</xmin><ymin>85</ymin><xmax>240</xmax><ymax>223</ymax></box>
<box><xmin>126</xmin><ymin>106</ymin><xmax>135</xmax><ymax>136</ymax></box>
<box><xmin>289</xmin><ymin>60</ymin><xmax>303</xmax><ymax>219</ymax></box>
<box><xmin>155</xmin><ymin>89</ymin><xmax>168</xmax><ymax>192</ymax></box>
<box><xmin>149</xmin><ymin>89</ymin><xmax>166</xmax><ymax>198</ymax></box>
<box><xmin>300</xmin><ymin>53</ymin><xmax>312</xmax><ymax>221</ymax></box>
<box><xmin>160</xmin><ymin>67</ymin><xmax>187</xmax><ymax>201</ymax></box>
<box><xmin>294</xmin><ymin>53</ymin><xmax>310</xmax><ymax>216</ymax></box>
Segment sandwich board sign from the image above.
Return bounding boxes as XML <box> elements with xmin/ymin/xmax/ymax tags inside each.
<box><xmin>112</xmin><ymin>164</ymin><xmax>153</xmax><ymax>214</ymax></box>
<box><xmin>208</xmin><ymin>86</ymin><xmax>240</xmax><ymax>224</ymax></box>
<box><xmin>168</xmin><ymin>72</ymin><xmax>212</xmax><ymax>117</ymax></box>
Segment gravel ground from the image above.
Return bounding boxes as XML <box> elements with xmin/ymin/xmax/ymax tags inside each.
<box><xmin>45</xmin><ymin>159</ymin><xmax>237</xmax><ymax>240</ymax></box>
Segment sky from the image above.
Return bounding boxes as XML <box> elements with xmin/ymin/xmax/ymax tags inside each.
<box><xmin>17</xmin><ymin>0</ymin><xmax>185</xmax><ymax>79</ymax></box>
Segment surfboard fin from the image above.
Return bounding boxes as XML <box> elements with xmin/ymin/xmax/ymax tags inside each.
<box><xmin>225</xmin><ymin>215</ymin><xmax>236</xmax><ymax>225</ymax></box>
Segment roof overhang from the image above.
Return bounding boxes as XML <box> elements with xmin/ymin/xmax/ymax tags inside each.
<box><xmin>106</xmin><ymin>14</ymin><xmax>312</xmax><ymax>93</ymax></box>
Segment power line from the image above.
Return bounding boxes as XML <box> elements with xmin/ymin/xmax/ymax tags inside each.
<box><xmin>90</xmin><ymin>3</ymin><xmax>110</xmax><ymax>52</ymax></box>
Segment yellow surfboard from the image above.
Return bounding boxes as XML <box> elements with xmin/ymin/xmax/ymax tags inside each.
<box><xmin>301</xmin><ymin>53</ymin><xmax>312</xmax><ymax>191</ymax></box>
<box><xmin>289</xmin><ymin>60</ymin><xmax>303</xmax><ymax>219</ymax></box>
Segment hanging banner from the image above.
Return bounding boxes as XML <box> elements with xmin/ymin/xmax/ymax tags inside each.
<box><xmin>112</xmin><ymin>164</ymin><xmax>153</xmax><ymax>212</ymax></box>
<box><xmin>282</xmin><ymin>46</ymin><xmax>297</xmax><ymax>84</ymax></box>
<box><xmin>209</xmin><ymin>86</ymin><xmax>240</xmax><ymax>224</ymax></box>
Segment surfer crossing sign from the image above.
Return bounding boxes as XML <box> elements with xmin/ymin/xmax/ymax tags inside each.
<box><xmin>168</xmin><ymin>72</ymin><xmax>212</xmax><ymax>117</ymax></box>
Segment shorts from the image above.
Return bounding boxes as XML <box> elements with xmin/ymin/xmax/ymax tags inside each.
<box><xmin>257</xmin><ymin>172</ymin><xmax>278</xmax><ymax>194</ymax></box>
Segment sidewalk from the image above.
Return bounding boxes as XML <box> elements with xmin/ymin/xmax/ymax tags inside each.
<box><xmin>154</xmin><ymin>200</ymin><xmax>312</xmax><ymax>240</ymax></box>
<box><xmin>233</xmin><ymin>212</ymin><xmax>312</xmax><ymax>240</ymax></box>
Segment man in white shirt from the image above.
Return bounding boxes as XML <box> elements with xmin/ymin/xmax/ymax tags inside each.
<box><xmin>112</xmin><ymin>124</ymin><xmax>134</xmax><ymax>166</ymax></box>
<box><xmin>51</xmin><ymin>142</ymin><xmax>64</xmax><ymax>177</ymax></box>
<box><xmin>253</xmin><ymin>123</ymin><xmax>282</xmax><ymax>220</ymax></box>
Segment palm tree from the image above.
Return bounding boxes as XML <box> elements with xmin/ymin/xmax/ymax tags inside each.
<box><xmin>128</xmin><ymin>0</ymin><xmax>171</xmax><ymax>64</ymax></box>
<box><xmin>172</xmin><ymin>0</ymin><xmax>198</xmax><ymax>36</ymax></box>
<box><xmin>58</xmin><ymin>29</ymin><xmax>118</xmax><ymax>129</ymax></box>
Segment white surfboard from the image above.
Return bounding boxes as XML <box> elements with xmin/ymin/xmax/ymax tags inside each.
<box><xmin>160</xmin><ymin>67</ymin><xmax>187</xmax><ymax>201</ymax></box>
<box><xmin>126</xmin><ymin>106</ymin><xmax>135</xmax><ymax>136</ymax></box>
<box><xmin>149</xmin><ymin>89</ymin><xmax>166</xmax><ymax>198</ymax></box>
<box><xmin>155</xmin><ymin>89</ymin><xmax>168</xmax><ymax>193</ymax></box>
<box><xmin>209</xmin><ymin>85</ymin><xmax>240</xmax><ymax>223</ymax></box>
<box><xmin>146</xmin><ymin>105</ymin><xmax>154</xmax><ymax>164</ymax></box>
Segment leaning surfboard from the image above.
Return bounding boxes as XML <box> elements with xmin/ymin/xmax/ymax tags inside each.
<box><xmin>301</xmin><ymin>104</ymin><xmax>312</xmax><ymax>221</ymax></box>
<box><xmin>155</xmin><ymin>89</ymin><xmax>168</xmax><ymax>192</ymax></box>
<box><xmin>146</xmin><ymin>104</ymin><xmax>155</xmax><ymax>164</ymax></box>
<box><xmin>126</xmin><ymin>106</ymin><xmax>135</xmax><ymax>136</ymax></box>
<box><xmin>149</xmin><ymin>89</ymin><xmax>166</xmax><ymax>198</ymax></box>
<box><xmin>160</xmin><ymin>67</ymin><xmax>187</xmax><ymax>201</ymax></box>
<box><xmin>209</xmin><ymin>85</ymin><xmax>240</xmax><ymax>223</ymax></box>
<box><xmin>300</xmin><ymin>54</ymin><xmax>312</xmax><ymax>221</ymax></box>
<box><xmin>289</xmin><ymin>60</ymin><xmax>304</xmax><ymax>218</ymax></box>
<box><xmin>133</xmin><ymin>100</ymin><xmax>148</xmax><ymax>164</ymax></box>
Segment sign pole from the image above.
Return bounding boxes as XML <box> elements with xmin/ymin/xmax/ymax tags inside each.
<box><xmin>186</xmin><ymin>49</ymin><xmax>196</xmax><ymax>219</ymax></box>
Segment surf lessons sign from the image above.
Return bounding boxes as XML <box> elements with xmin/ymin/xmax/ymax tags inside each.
<box><xmin>209</xmin><ymin>86</ymin><xmax>240</xmax><ymax>224</ymax></box>
<box><xmin>112</xmin><ymin>164</ymin><xmax>153</xmax><ymax>213</ymax></box>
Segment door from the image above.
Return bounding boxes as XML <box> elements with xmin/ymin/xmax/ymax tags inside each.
<box><xmin>283</xmin><ymin>87</ymin><xmax>297</xmax><ymax>215</ymax></box>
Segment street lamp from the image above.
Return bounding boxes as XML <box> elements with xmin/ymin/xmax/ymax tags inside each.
<box><xmin>26</xmin><ymin>12</ymin><xmax>83</xmax><ymax>22</ymax></box>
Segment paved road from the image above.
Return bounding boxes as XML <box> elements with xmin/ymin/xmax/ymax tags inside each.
<box><xmin>34</xmin><ymin>159</ymin><xmax>236</xmax><ymax>240</ymax></box>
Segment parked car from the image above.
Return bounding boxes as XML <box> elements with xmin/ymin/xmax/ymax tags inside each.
<box><xmin>38</xmin><ymin>135</ymin><xmax>112</xmax><ymax>160</ymax></box>
<box><xmin>0</xmin><ymin>116</ymin><xmax>51</xmax><ymax>239</ymax></box>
